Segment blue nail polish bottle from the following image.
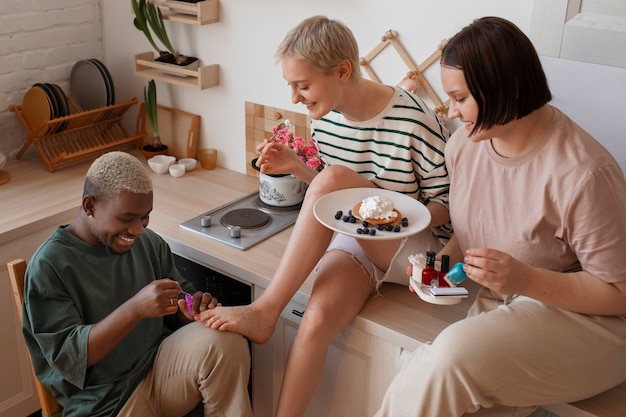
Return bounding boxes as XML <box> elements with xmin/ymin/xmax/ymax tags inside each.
<box><xmin>443</xmin><ymin>262</ymin><xmax>467</xmax><ymax>286</ymax></box>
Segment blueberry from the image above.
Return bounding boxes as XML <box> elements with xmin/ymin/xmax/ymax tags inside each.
<box><xmin>335</xmin><ymin>210</ymin><xmax>343</xmax><ymax>220</ymax></box>
<box><xmin>362</xmin><ymin>227</ymin><xmax>369</xmax><ymax>235</ymax></box>
<box><xmin>385</xmin><ymin>225</ymin><xmax>393</xmax><ymax>231</ymax></box>
<box><xmin>393</xmin><ymin>225</ymin><xmax>401</xmax><ymax>232</ymax></box>
<box><xmin>362</xmin><ymin>221</ymin><xmax>369</xmax><ymax>227</ymax></box>
<box><xmin>402</xmin><ymin>217</ymin><xmax>409</xmax><ymax>227</ymax></box>
<box><xmin>377</xmin><ymin>224</ymin><xmax>384</xmax><ymax>231</ymax></box>
<box><xmin>342</xmin><ymin>215</ymin><xmax>350</xmax><ymax>222</ymax></box>
<box><xmin>369</xmin><ymin>229</ymin><xmax>376</xmax><ymax>236</ymax></box>
<box><xmin>356</xmin><ymin>228</ymin><xmax>363</xmax><ymax>234</ymax></box>
<box><xmin>349</xmin><ymin>216</ymin><xmax>356</xmax><ymax>223</ymax></box>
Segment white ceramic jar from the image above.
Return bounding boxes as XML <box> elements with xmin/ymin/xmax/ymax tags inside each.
<box><xmin>259</xmin><ymin>173</ymin><xmax>306</xmax><ymax>207</ymax></box>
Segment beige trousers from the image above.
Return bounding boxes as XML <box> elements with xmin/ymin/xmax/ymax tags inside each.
<box><xmin>118</xmin><ymin>321</ymin><xmax>252</xmax><ymax>417</ymax></box>
<box><xmin>376</xmin><ymin>288</ymin><xmax>626</xmax><ymax>417</ymax></box>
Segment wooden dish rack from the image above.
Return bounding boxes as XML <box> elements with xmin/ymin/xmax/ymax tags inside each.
<box><xmin>10</xmin><ymin>97</ymin><xmax>145</xmax><ymax>172</ymax></box>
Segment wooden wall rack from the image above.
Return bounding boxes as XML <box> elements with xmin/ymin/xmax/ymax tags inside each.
<box><xmin>133</xmin><ymin>2</ymin><xmax>220</xmax><ymax>88</ymax></box>
<box><xmin>134</xmin><ymin>52</ymin><xmax>219</xmax><ymax>90</ymax></box>
<box><xmin>360</xmin><ymin>30</ymin><xmax>449</xmax><ymax>119</ymax></box>
<box><xmin>153</xmin><ymin>0</ymin><xmax>219</xmax><ymax>26</ymax></box>
<box><xmin>10</xmin><ymin>97</ymin><xmax>144</xmax><ymax>172</ymax></box>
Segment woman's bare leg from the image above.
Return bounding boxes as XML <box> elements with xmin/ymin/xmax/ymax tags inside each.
<box><xmin>275</xmin><ymin>250</ymin><xmax>376</xmax><ymax>417</ymax></box>
<box><xmin>200</xmin><ymin>166</ymin><xmax>376</xmax><ymax>343</ymax></box>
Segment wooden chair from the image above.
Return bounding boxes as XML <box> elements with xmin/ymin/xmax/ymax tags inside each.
<box><xmin>8</xmin><ymin>259</ymin><xmax>62</xmax><ymax>417</ymax></box>
<box><xmin>7</xmin><ymin>259</ymin><xmax>203</xmax><ymax>417</ymax></box>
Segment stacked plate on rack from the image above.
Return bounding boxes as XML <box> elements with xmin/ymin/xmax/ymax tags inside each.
<box><xmin>20</xmin><ymin>59</ymin><xmax>116</xmax><ymax>136</ymax></box>
<box><xmin>70</xmin><ymin>59</ymin><xmax>115</xmax><ymax>111</ymax></box>
<box><xmin>21</xmin><ymin>83</ymin><xmax>69</xmax><ymax>136</ymax></box>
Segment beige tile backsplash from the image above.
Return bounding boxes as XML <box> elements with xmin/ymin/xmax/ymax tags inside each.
<box><xmin>245</xmin><ymin>101</ymin><xmax>310</xmax><ymax>177</ymax></box>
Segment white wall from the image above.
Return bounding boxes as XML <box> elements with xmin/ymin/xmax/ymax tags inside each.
<box><xmin>5</xmin><ymin>1</ymin><xmax>625</xmax><ymax>174</ymax></box>
<box><xmin>100</xmin><ymin>0</ymin><xmax>530</xmax><ymax>171</ymax></box>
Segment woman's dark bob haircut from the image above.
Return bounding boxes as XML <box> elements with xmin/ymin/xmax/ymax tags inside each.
<box><xmin>441</xmin><ymin>17</ymin><xmax>552</xmax><ymax>135</ymax></box>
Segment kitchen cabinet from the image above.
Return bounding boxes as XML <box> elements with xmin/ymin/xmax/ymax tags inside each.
<box><xmin>251</xmin><ymin>287</ymin><xmax>407</xmax><ymax>417</ymax></box>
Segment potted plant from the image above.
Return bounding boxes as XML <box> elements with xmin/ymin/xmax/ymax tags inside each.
<box><xmin>141</xmin><ymin>79</ymin><xmax>169</xmax><ymax>159</ymax></box>
<box><xmin>131</xmin><ymin>0</ymin><xmax>198</xmax><ymax>67</ymax></box>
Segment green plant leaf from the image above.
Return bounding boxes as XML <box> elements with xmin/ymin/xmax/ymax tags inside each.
<box><xmin>131</xmin><ymin>0</ymin><xmax>161</xmax><ymax>53</ymax></box>
<box><xmin>144</xmin><ymin>80</ymin><xmax>160</xmax><ymax>142</ymax></box>
<box><xmin>144</xmin><ymin>0</ymin><xmax>177</xmax><ymax>56</ymax></box>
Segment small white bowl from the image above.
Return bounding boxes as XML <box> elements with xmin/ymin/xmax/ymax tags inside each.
<box><xmin>148</xmin><ymin>155</ymin><xmax>176</xmax><ymax>174</ymax></box>
<box><xmin>169</xmin><ymin>163</ymin><xmax>186</xmax><ymax>178</ymax></box>
<box><xmin>178</xmin><ymin>158</ymin><xmax>197</xmax><ymax>171</ymax></box>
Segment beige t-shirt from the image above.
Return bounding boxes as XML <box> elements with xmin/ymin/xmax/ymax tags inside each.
<box><xmin>446</xmin><ymin>107</ymin><xmax>626</xmax><ymax>283</ymax></box>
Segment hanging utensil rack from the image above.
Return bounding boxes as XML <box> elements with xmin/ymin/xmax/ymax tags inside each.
<box><xmin>359</xmin><ymin>30</ymin><xmax>449</xmax><ymax>119</ymax></box>
<box><xmin>10</xmin><ymin>97</ymin><xmax>144</xmax><ymax>172</ymax></box>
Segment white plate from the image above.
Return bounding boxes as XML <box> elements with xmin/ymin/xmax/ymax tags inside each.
<box><xmin>409</xmin><ymin>276</ymin><xmax>463</xmax><ymax>305</ymax></box>
<box><xmin>313</xmin><ymin>187</ymin><xmax>431</xmax><ymax>240</ymax></box>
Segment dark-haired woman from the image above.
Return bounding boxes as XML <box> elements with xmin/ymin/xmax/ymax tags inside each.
<box><xmin>376</xmin><ymin>16</ymin><xmax>626</xmax><ymax>417</ymax></box>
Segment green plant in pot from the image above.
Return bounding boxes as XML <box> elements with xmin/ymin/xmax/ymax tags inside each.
<box><xmin>141</xmin><ymin>79</ymin><xmax>168</xmax><ymax>157</ymax></box>
<box><xmin>131</xmin><ymin>0</ymin><xmax>197</xmax><ymax>66</ymax></box>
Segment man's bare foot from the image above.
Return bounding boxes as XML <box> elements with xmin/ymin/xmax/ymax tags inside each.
<box><xmin>200</xmin><ymin>303</ymin><xmax>277</xmax><ymax>344</ymax></box>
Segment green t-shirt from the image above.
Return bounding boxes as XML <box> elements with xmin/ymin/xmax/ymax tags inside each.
<box><xmin>22</xmin><ymin>226</ymin><xmax>195</xmax><ymax>417</ymax></box>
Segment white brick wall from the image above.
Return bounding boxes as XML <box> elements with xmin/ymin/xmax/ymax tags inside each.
<box><xmin>1</xmin><ymin>0</ymin><xmax>102</xmax><ymax>159</ymax></box>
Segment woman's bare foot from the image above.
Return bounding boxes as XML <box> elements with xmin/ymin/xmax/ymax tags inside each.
<box><xmin>200</xmin><ymin>303</ymin><xmax>278</xmax><ymax>344</ymax></box>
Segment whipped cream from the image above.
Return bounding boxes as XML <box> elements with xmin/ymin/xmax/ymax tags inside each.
<box><xmin>359</xmin><ymin>195</ymin><xmax>396</xmax><ymax>220</ymax></box>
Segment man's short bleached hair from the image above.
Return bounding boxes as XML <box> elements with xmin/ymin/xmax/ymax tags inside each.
<box><xmin>275</xmin><ymin>15</ymin><xmax>362</xmax><ymax>80</ymax></box>
<box><xmin>84</xmin><ymin>151</ymin><xmax>152</xmax><ymax>199</ymax></box>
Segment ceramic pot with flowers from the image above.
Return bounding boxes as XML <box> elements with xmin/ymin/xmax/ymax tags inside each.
<box><xmin>259</xmin><ymin>172</ymin><xmax>307</xmax><ymax>206</ymax></box>
<box><xmin>253</xmin><ymin>122</ymin><xmax>325</xmax><ymax>207</ymax></box>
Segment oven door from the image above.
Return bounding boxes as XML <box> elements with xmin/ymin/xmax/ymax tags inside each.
<box><xmin>173</xmin><ymin>254</ymin><xmax>252</xmax><ymax>306</ymax></box>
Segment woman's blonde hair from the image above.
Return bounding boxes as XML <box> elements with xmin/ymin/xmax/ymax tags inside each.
<box><xmin>275</xmin><ymin>15</ymin><xmax>361</xmax><ymax>79</ymax></box>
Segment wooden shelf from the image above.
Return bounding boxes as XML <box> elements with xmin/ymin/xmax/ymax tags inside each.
<box><xmin>10</xmin><ymin>98</ymin><xmax>144</xmax><ymax>172</ymax></box>
<box><xmin>152</xmin><ymin>0</ymin><xmax>219</xmax><ymax>26</ymax></box>
<box><xmin>133</xmin><ymin>52</ymin><xmax>219</xmax><ymax>90</ymax></box>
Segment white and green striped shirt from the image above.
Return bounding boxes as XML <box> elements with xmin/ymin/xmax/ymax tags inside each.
<box><xmin>313</xmin><ymin>87</ymin><xmax>452</xmax><ymax>241</ymax></box>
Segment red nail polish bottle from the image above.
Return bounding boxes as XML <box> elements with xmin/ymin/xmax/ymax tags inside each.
<box><xmin>421</xmin><ymin>251</ymin><xmax>438</xmax><ymax>286</ymax></box>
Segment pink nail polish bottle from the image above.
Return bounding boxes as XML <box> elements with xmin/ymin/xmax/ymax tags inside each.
<box><xmin>185</xmin><ymin>293</ymin><xmax>194</xmax><ymax>315</ymax></box>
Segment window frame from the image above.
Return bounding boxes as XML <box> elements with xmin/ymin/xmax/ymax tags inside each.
<box><xmin>530</xmin><ymin>0</ymin><xmax>626</xmax><ymax>68</ymax></box>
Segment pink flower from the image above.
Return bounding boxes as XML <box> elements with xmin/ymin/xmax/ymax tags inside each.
<box><xmin>306</xmin><ymin>157</ymin><xmax>323</xmax><ymax>172</ymax></box>
<box><xmin>292</xmin><ymin>136</ymin><xmax>305</xmax><ymax>152</ymax></box>
<box><xmin>303</xmin><ymin>143</ymin><xmax>319</xmax><ymax>158</ymax></box>
<box><xmin>271</xmin><ymin>123</ymin><xmax>325</xmax><ymax>172</ymax></box>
